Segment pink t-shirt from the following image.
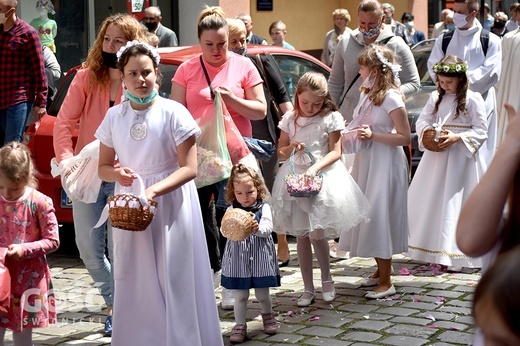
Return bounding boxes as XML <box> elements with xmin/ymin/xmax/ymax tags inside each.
<box><xmin>173</xmin><ymin>53</ymin><xmax>263</xmax><ymax>137</ymax></box>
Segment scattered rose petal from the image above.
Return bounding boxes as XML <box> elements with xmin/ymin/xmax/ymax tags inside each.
<box><xmin>400</xmin><ymin>267</ymin><xmax>411</xmax><ymax>275</ymax></box>
<box><xmin>413</xmin><ymin>297</ymin><xmax>422</xmax><ymax>302</ymax></box>
<box><xmin>363</xmin><ymin>315</ymin><xmax>370</xmax><ymax>319</ymax></box>
<box><xmin>274</xmin><ymin>299</ymin><xmax>280</xmax><ymax>304</ymax></box>
<box><xmin>312</xmin><ymin>307</ymin><xmax>318</xmax><ymax>311</ymax></box>
<box><xmin>427</xmin><ymin>325</ymin><xmax>438</xmax><ymax>329</ymax></box>
<box><xmin>425</xmin><ymin>313</ymin><xmax>436</xmax><ymax>321</ymax></box>
<box><xmin>450</xmin><ymin>327</ymin><xmax>460</xmax><ymax>331</ymax></box>
<box><xmin>291</xmin><ymin>297</ymin><xmax>297</xmax><ymax>301</ymax></box>
<box><xmin>309</xmin><ymin>316</ymin><xmax>320</xmax><ymax>321</ymax></box>
<box><xmin>287</xmin><ymin>311</ymin><xmax>294</xmax><ymax>317</ymax></box>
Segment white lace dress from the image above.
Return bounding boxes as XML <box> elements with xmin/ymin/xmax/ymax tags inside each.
<box><xmin>271</xmin><ymin>110</ymin><xmax>370</xmax><ymax>239</ymax></box>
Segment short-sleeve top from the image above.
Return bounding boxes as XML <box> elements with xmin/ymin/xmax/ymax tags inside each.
<box><xmin>173</xmin><ymin>53</ymin><xmax>263</xmax><ymax>137</ymax></box>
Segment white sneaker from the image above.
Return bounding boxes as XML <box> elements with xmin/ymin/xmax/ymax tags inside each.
<box><xmin>213</xmin><ymin>270</ymin><xmax>221</xmax><ymax>291</ymax></box>
<box><xmin>221</xmin><ymin>288</ymin><xmax>235</xmax><ymax>310</ymax></box>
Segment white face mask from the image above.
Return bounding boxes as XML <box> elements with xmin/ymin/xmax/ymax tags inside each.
<box><xmin>453</xmin><ymin>13</ymin><xmax>468</xmax><ymax>29</ymax></box>
<box><xmin>0</xmin><ymin>8</ymin><xmax>12</xmax><ymax>25</ymax></box>
<box><xmin>361</xmin><ymin>71</ymin><xmax>376</xmax><ymax>89</ymax></box>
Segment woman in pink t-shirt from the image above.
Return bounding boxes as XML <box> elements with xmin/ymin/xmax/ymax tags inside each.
<box><xmin>171</xmin><ymin>6</ymin><xmax>266</xmax><ymax>312</ymax></box>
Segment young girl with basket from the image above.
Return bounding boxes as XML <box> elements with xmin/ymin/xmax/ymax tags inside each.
<box><xmin>271</xmin><ymin>72</ymin><xmax>370</xmax><ymax>307</ymax></box>
<box><xmin>337</xmin><ymin>45</ymin><xmax>410</xmax><ymax>299</ymax></box>
<box><xmin>220</xmin><ymin>163</ymin><xmax>280</xmax><ymax>343</ymax></box>
<box><xmin>96</xmin><ymin>41</ymin><xmax>222</xmax><ymax>346</ymax></box>
<box><xmin>0</xmin><ymin>142</ymin><xmax>59</xmax><ymax>346</ymax></box>
<box><xmin>406</xmin><ymin>55</ymin><xmax>488</xmax><ymax>270</ymax></box>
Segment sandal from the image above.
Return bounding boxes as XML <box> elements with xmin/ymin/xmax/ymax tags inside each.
<box><xmin>229</xmin><ymin>323</ymin><xmax>247</xmax><ymax>344</ymax></box>
<box><xmin>297</xmin><ymin>291</ymin><xmax>316</xmax><ymax>307</ymax></box>
<box><xmin>261</xmin><ymin>312</ymin><xmax>278</xmax><ymax>335</ymax></box>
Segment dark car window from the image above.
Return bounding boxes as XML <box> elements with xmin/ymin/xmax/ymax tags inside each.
<box><xmin>158</xmin><ymin>63</ymin><xmax>179</xmax><ymax>98</ymax></box>
<box><xmin>412</xmin><ymin>42</ymin><xmax>435</xmax><ymax>87</ymax></box>
<box><xmin>271</xmin><ymin>54</ymin><xmax>330</xmax><ymax>100</ymax></box>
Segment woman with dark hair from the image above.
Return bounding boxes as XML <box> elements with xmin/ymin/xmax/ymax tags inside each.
<box><xmin>401</xmin><ymin>12</ymin><xmax>425</xmax><ymax>45</ymax></box>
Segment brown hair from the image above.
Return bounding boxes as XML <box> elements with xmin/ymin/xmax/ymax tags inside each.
<box><xmin>84</xmin><ymin>14</ymin><xmax>147</xmax><ymax>90</ymax></box>
<box><xmin>293</xmin><ymin>72</ymin><xmax>338</xmax><ymax>126</ymax></box>
<box><xmin>116</xmin><ymin>42</ymin><xmax>162</xmax><ymax>85</ymax></box>
<box><xmin>454</xmin><ymin>0</ymin><xmax>479</xmax><ymax>13</ymax></box>
<box><xmin>225</xmin><ymin>164</ymin><xmax>267</xmax><ymax>204</ymax></box>
<box><xmin>358</xmin><ymin>0</ymin><xmax>384</xmax><ymax>18</ymax></box>
<box><xmin>473</xmin><ymin>244</ymin><xmax>520</xmax><ymax>338</ymax></box>
<box><xmin>357</xmin><ymin>45</ymin><xmax>403</xmax><ymax>106</ymax></box>
<box><xmin>197</xmin><ymin>6</ymin><xmax>228</xmax><ymax>39</ymax></box>
<box><xmin>432</xmin><ymin>55</ymin><xmax>469</xmax><ymax>118</ymax></box>
<box><xmin>0</xmin><ymin>142</ymin><xmax>37</xmax><ymax>189</ymax></box>
<box><xmin>269</xmin><ymin>20</ymin><xmax>287</xmax><ymax>33</ymax></box>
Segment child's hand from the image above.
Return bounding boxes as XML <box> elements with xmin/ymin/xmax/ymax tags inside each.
<box><xmin>251</xmin><ymin>219</ymin><xmax>259</xmax><ymax>234</ymax></box>
<box><xmin>438</xmin><ymin>130</ymin><xmax>460</xmax><ymax>150</ymax></box>
<box><xmin>116</xmin><ymin>167</ymin><xmax>136</xmax><ymax>187</ymax></box>
<box><xmin>305</xmin><ymin>165</ymin><xmax>319</xmax><ymax>176</ymax></box>
<box><xmin>291</xmin><ymin>142</ymin><xmax>306</xmax><ymax>151</ymax></box>
<box><xmin>7</xmin><ymin>244</ymin><xmax>23</xmax><ymax>261</ymax></box>
<box><xmin>357</xmin><ymin>125</ymin><xmax>372</xmax><ymax>141</ymax></box>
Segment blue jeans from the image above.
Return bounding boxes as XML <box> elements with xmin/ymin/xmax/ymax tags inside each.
<box><xmin>0</xmin><ymin>102</ymin><xmax>32</xmax><ymax>144</ymax></box>
<box><xmin>73</xmin><ymin>181</ymin><xmax>115</xmax><ymax>308</ymax></box>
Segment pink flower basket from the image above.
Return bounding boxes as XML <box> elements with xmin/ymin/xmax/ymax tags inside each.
<box><xmin>284</xmin><ymin>147</ymin><xmax>323</xmax><ymax>198</ymax></box>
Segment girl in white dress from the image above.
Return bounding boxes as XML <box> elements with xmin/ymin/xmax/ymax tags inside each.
<box><xmin>338</xmin><ymin>45</ymin><xmax>411</xmax><ymax>300</ymax></box>
<box><xmin>96</xmin><ymin>41</ymin><xmax>223</xmax><ymax>346</ymax></box>
<box><xmin>406</xmin><ymin>55</ymin><xmax>488</xmax><ymax>269</ymax></box>
<box><xmin>271</xmin><ymin>72</ymin><xmax>370</xmax><ymax>307</ymax></box>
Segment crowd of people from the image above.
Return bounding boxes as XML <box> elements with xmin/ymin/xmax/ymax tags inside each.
<box><xmin>1</xmin><ymin>0</ymin><xmax>520</xmax><ymax>344</ymax></box>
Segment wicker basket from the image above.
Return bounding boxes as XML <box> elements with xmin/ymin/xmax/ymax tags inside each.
<box><xmin>221</xmin><ymin>208</ymin><xmax>254</xmax><ymax>241</ymax></box>
<box><xmin>422</xmin><ymin>128</ymin><xmax>449</xmax><ymax>152</ymax></box>
<box><xmin>108</xmin><ymin>194</ymin><xmax>158</xmax><ymax>232</ymax></box>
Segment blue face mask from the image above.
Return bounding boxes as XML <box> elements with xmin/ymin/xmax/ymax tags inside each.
<box><xmin>124</xmin><ymin>89</ymin><xmax>158</xmax><ymax>105</ymax></box>
<box><xmin>446</xmin><ymin>24</ymin><xmax>456</xmax><ymax>30</ymax></box>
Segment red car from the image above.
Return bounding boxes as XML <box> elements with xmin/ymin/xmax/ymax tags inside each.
<box><xmin>28</xmin><ymin>45</ymin><xmax>331</xmax><ymax>226</ymax></box>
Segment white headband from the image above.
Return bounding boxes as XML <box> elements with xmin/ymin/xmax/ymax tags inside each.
<box><xmin>116</xmin><ymin>40</ymin><xmax>161</xmax><ymax>66</ymax></box>
<box><xmin>375</xmin><ymin>48</ymin><xmax>402</xmax><ymax>86</ymax></box>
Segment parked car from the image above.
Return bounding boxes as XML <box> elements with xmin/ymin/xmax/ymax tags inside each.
<box><xmin>407</xmin><ymin>39</ymin><xmax>437</xmax><ymax>174</ymax></box>
<box><xmin>28</xmin><ymin>45</ymin><xmax>331</xmax><ymax>225</ymax></box>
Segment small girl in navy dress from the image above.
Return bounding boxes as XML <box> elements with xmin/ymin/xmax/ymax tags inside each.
<box><xmin>221</xmin><ymin>163</ymin><xmax>280</xmax><ymax>343</ymax></box>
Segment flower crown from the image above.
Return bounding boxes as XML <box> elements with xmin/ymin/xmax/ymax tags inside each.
<box><xmin>375</xmin><ymin>48</ymin><xmax>402</xmax><ymax>86</ymax></box>
<box><xmin>117</xmin><ymin>40</ymin><xmax>161</xmax><ymax>66</ymax></box>
<box><xmin>432</xmin><ymin>61</ymin><xmax>468</xmax><ymax>74</ymax></box>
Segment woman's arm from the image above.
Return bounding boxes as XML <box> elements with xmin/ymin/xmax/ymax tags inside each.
<box><xmin>457</xmin><ymin>104</ymin><xmax>520</xmax><ymax>257</ymax></box>
<box><xmin>216</xmin><ymin>83</ymin><xmax>267</xmax><ymax>121</ymax></box>
<box><xmin>145</xmin><ymin>135</ymin><xmax>198</xmax><ymax>200</ymax></box>
<box><xmin>358</xmin><ymin>107</ymin><xmax>411</xmax><ymax>146</ymax></box>
<box><xmin>170</xmin><ymin>82</ymin><xmax>187</xmax><ymax>107</ymax></box>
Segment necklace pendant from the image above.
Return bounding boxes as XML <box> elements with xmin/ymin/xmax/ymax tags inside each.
<box><xmin>130</xmin><ymin>123</ymin><xmax>147</xmax><ymax>141</ymax></box>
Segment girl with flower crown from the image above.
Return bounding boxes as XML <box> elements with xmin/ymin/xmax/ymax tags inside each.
<box><xmin>96</xmin><ymin>41</ymin><xmax>223</xmax><ymax>345</ymax></box>
<box><xmin>406</xmin><ymin>55</ymin><xmax>488</xmax><ymax>270</ymax></box>
<box><xmin>337</xmin><ymin>45</ymin><xmax>410</xmax><ymax>300</ymax></box>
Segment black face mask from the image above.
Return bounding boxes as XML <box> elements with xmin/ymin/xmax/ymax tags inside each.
<box><xmin>493</xmin><ymin>20</ymin><xmax>506</xmax><ymax>29</ymax></box>
<box><xmin>144</xmin><ymin>21</ymin><xmax>159</xmax><ymax>32</ymax></box>
<box><xmin>102</xmin><ymin>51</ymin><xmax>118</xmax><ymax>69</ymax></box>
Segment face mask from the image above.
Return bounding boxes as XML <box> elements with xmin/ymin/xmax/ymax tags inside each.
<box><xmin>405</xmin><ymin>21</ymin><xmax>414</xmax><ymax>29</ymax></box>
<box><xmin>361</xmin><ymin>71</ymin><xmax>376</xmax><ymax>89</ymax></box>
<box><xmin>493</xmin><ymin>20</ymin><xmax>506</xmax><ymax>29</ymax></box>
<box><xmin>0</xmin><ymin>8</ymin><xmax>12</xmax><ymax>25</ymax></box>
<box><xmin>230</xmin><ymin>46</ymin><xmax>247</xmax><ymax>56</ymax></box>
<box><xmin>144</xmin><ymin>21</ymin><xmax>159</xmax><ymax>32</ymax></box>
<box><xmin>124</xmin><ymin>89</ymin><xmax>158</xmax><ymax>105</ymax></box>
<box><xmin>359</xmin><ymin>23</ymin><xmax>381</xmax><ymax>38</ymax></box>
<box><xmin>453</xmin><ymin>13</ymin><xmax>468</xmax><ymax>29</ymax></box>
<box><xmin>446</xmin><ymin>24</ymin><xmax>456</xmax><ymax>30</ymax></box>
<box><xmin>102</xmin><ymin>51</ymin><xmax>118</xmax><ymax>69</ymax></box>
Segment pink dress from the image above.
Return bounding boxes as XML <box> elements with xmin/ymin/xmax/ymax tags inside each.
<box><xmin>0</xmin><ymin>188</ymin><xmax>59</xmax><ymax>332</ymax></box>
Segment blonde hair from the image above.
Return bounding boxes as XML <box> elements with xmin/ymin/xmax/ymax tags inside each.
<box><xmin>293</xmin><ymin>72</ymin><xmax>338</xmax><ymax>123</ymax></box>
<box><xmin>358</xmin><ymin>0</ymin><xmax>384</xmax><ymax>18</ymax></box>
<box><xmin>84</xmin><ymin>14</ymin><xmax>147</xmax><ymax>90</ymax></box>
<box><xmin>225</xmin><ymin>164</ymin><xmax>267</xmax><ymax>204</ymax></box>
<box><xmin>197</xmin><ymin>6</ymin><xmax>228</xmax><ymax>39</ymax></box>
<box><xmin>226</xmin><ymin>18</ymin><xmax>246</xmax><ymax>38</ymax></box>
<box><xmin>357</xmin><ymin>45</ymin><xmax>403</xmax><ymax>106</ymax></box>
<box><xmin>332</xmin><ymin>8</ymin><xmax>351</xmax><ymax>22</ymax></box>
<box><xmin>0</xmin><ymin>142</ymin><xmax>37</xmax><ymax>189</ymax></box>
<box><xmin>146</xmin><ymin>31</ymin><xmax>160</xmax><ymax>48</ymax></box>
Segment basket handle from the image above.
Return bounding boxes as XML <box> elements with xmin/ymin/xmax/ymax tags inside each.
<box><xmin>117</xmin><ymin>173</ymin><xmax>149</xmax><ymax>207</ymax></box>
<box><xmin>288</xmin><ymin>146</ymin><xmax>316</xmax><ymax>174</ymax></box>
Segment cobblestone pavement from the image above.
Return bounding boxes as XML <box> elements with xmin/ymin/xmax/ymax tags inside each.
<box><xmin>3</xmin><ymin>240</ymin><xmax>480</xmax><ymax>345</ymax></box>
